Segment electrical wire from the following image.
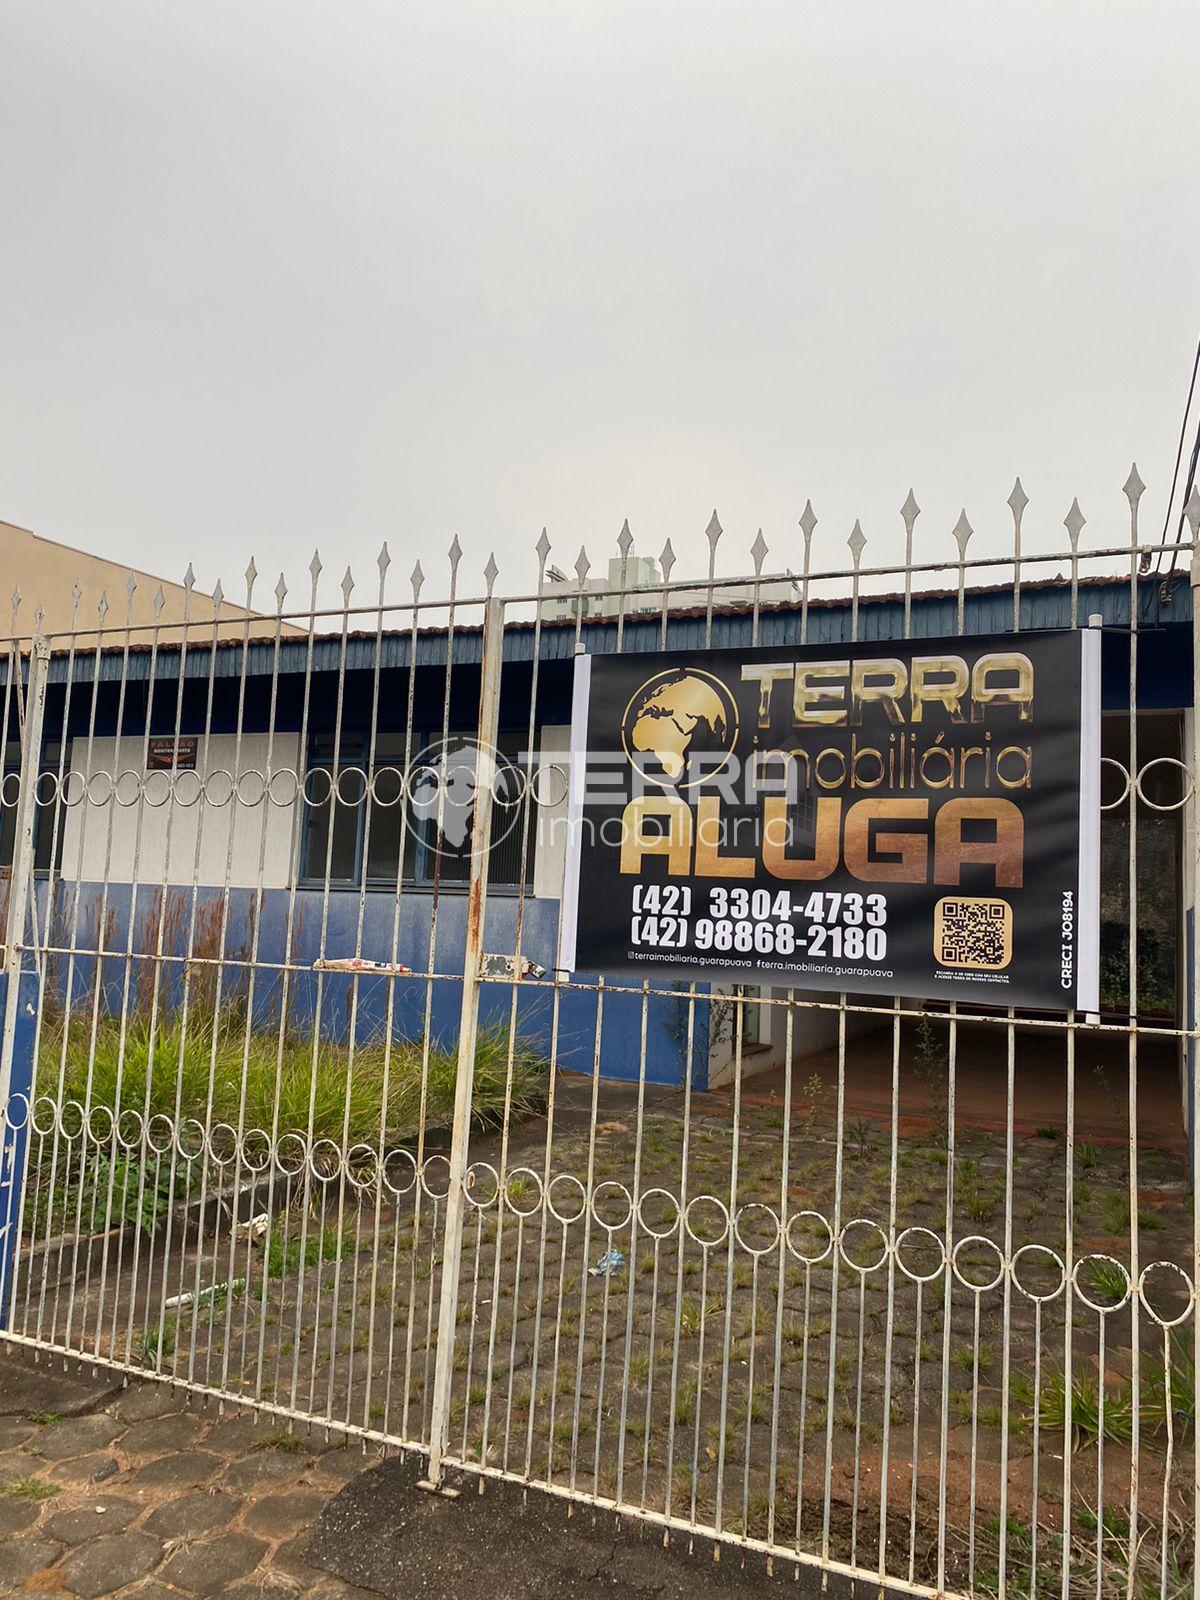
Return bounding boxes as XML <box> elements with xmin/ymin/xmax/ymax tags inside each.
<box><xmin>1154</xmin><ymin>334</ymin><xmax>1200</xmax><ymax>575</ymax></box>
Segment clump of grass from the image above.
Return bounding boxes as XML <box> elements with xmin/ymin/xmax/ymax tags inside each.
<box><xmin>42</xmin><ymin>1011</ymin><xmax>547</xmax><ymax>1156</ymax></box>
<box><xmin>266</xmin><ymin>1223</ymin><xmax>351</xmax><ymax>1278</ymax></box>
<box><xmin>2</xmin><ymin>1478</ymin><xmax>58</xmax><ymax>1501</ymax></box>
<box><xmin>1011</xmin><ymin>1336</ymin><xmax>1194</xmax><ymax>1451</ymax></box>
<box><xmin>251</xmin><ymin>1429</ymin><xmax>307</xmax><ymax>1454</ymax></box>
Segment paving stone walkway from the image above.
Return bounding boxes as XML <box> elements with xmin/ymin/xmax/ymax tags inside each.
<box><xmin>0</xmin><ymin>1346</ymin><xmax>383</xmax><ymax>1598</ymax></box>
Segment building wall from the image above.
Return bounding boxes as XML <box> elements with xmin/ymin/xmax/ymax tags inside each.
<box><xmin>61</xmin><ymin>733</ymin><xmax>301</xmax><ymax>889</ymax></box>
<box><xmin>0</xmin><ymin>519</ymin><xmax>300</xmax><ymax>642</ymax></box>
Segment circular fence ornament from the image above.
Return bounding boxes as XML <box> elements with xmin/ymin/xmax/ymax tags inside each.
<box><xmin>172</xmin><ymin>769</ymin><xmax>204</xmax><ymax>808</ymax></box>
<box><xmin>240</xmin><ymin>1127</ymin><xmax>273</xmax><ymax>1173</ymax></box>
<box><xmin>591</xmin><ymin>1179</ymin><xmax>633</xmax><ymax>1232</ymax></box>
<box><xmin>1099</xmin><ymin>757</ymin><xmax>1131</xmax><ymax>811</ymax></box>
<box><xmin>1071</xmin><ymin>1253</ymin><xmax>1131</xmax><ymax>1314</ymax></box>
<box><xmin>951</xmin><ymin>1235</ymin><xmax>1006</xmax><ymax>1294</ymax></box>
<box><xmin>370</xmin><ymin>767</ymin><xmax>405</xmax><ymax>808</ymax></box>
<box><xmin>683</xmin><ymin>1193</ymin><xmax>730</xmax><ymax>1250</ymax></box>
<box><xmin>504</xmin><ymin>1167</ymin><xmax>544</xmax><ymax>1218</ymax></box>
<box><xmin>142</xmin><ymin>769</ymin><xmax>173</xmax><ymax>808</ymax></box>
<box><xmin>734</xmin><ymin>1202</ymin><xmax>781</xmax><ymax>1258</ymax></box>
<box><xmin>894</xmin><ymin>1226</ymin><xmax>946</xmax><ymax>1284</ymax></box>
<box><xmin>113</xmin><ymin>770</ymin><xmax>143</xmax><ymax>807</ymax></box>
<box><xmin>3</xmin><ymin>1093</ymin><xmax>30</xmax><ymax>1134</ymax></box>
<box><xmin>60</xmin><ymin>1100</ymin><xmax>86</xmax><ymax>1142</ymax></box>
<box><xmin>85</xmin><ymin>771</ymin><xmax>114</xmax><ymax>808</ymax></box>
<box><xmin>531</xmin><ymin>764</ymin><xmax>569</xmax><ymax>808</ymax></box>
<box><xmin>274</xmin><ymin>1131</ymin><xmax>309</xmax><ymax>1178</ymax></box>
<box><xmin>785</xmin><ymin>1209</ymin><xmax>834</xmax><ymax>1266</ymax></box>
<box><xmin>268</xmin><ymin>768</ymin><xmax>300</xmax><ymax>808</ymax></box>
<box><xmin>838</xmin><ymin>1217</ymin><xmax>889</xmax><ymax>1275</ymax></box>
<box><xmin>1011</xmin><ymin>1243</ymin><xmax>1066</xmax><ymax>1304</ymax></box>
<box><xmin>1135</xmin><ymin>757</ymin><xmax>1194</xmax><ymax>813</ymax></box>
<box><xmin>203</xmin><ymin>769</ymin><xmax>235</xmax><ymax>808</ymax></box>
<box><xmin>546</xmin><ymin>1172</ymin><xmax>587</xmax><ymax>1225</ymax></box>
<box><xmin>60</xmin><ymin>771</ymin><xmax>86</xmax><ymax>808</ymax></box>
<box><xmin>420</xmin><ymin>1153</ymin><xmax>452</xmax><ymax>1200</ymax></box>
<box><xmin>345</xmin><ymin>1142</ymin><xmax>379</xmax><ymax>1191</ymax></box>
<box><xmin>147</xmin><ymin>1113</ymin><xmax>175</xmax><ymax>1156</ymax></box>
<box><xmin>176</xmin><ymin>1117</ymin><xmax>206</xmax><ymax>1162</ymax></box>
<box><xmin>464</xmin><ymin>1161</ymin><xmax>500</xmax><ymax>1210</ymax></box>
<box><xmin>335</xmin><ymin>766</ymin><xmax>368</xmax><ymax>807</ymax></box>
<box><xmin>1137</xmin><ymin>1260</ymin><xmax>1194</xmax><ymax>1328</ymax></box>
<box><xmin>235</xmin><ymin>769</ymin><xmax>267</xmax><ymax>807</ymax></box>
<box><xmin>85</xmin><ymin>1104</ymin><xmax>115</xmax><ymax>1147</ymax></box>
<box><xmin>637</xmin><ymin>1187</ymin><xmax>681</xmax><ymax>1240</ymax></box>
<box><xmin>307</xmin><ymin>1138</ymin><xmax>342</xmax><ymax>1183</ymax></box>
<box><xmin>381</xmin><ymin>1147</ymin><xmax>419</xmax><ymax>1197</ymax></box>
<box><xmin>31</xmin><ymin>1095</ymin><xmax>58</xmax><ymax>1139</ymax></box>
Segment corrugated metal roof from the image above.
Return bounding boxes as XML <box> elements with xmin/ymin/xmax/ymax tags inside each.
<box><xmin>5</xmin><ymin>570</ymin><xmax>1189</xmax><ymax>689</ymax></box>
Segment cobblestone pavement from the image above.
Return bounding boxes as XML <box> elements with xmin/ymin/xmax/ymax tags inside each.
<box><xmin>0</xmin><ymin>1346</ymin><xmax>383</xmax><ymax>1598</ymax></box>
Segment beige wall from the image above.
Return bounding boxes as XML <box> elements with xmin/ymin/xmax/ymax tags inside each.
<box><xmin>0</xmin><ymin>519</ymin><xmax>302</xmax><ymax>643</ymax></box>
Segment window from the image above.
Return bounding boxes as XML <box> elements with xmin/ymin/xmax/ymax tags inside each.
<box><xmin>301</xmin><ymin>730</ymin><xmax>538</xmax><ymax>889</ymax></box>
<box><xmin>739</xmin><ymin>985</ymin><xmax>769</xmax><ymax>1048</ymax></box>
<box><xmin>0</xmin><ymin>741</ymin><xmax>68</xmax><ymax>876</ymax></box>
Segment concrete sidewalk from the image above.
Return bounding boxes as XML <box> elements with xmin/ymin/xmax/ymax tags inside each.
<box><xmin>0</xmin><ymin>1347</ymin><xmax>863</xmax><ymax>1600</ymax></box>
<box><xmin>0</xmin><ymin>1345</ymin><xmax>377</xmax><ymax>1598</ymax></box>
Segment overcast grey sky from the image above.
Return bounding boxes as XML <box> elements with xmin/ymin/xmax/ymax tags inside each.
<box><xmin>1</xmin><ymin>1</ymin><xmax>1196</xmax><ymax>607</ymax></box>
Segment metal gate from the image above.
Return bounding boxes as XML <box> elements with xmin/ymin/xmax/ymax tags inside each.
<box><xmin>0</xmin><ymin>475</ymin><xmax>1196</xmax><ymax>1599</ymax></box>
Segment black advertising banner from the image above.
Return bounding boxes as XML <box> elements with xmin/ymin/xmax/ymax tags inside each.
<box><xmin>559</xmin><ymin>630</ymin><xmax>1100</xmax><ymax>1012</ymax></box>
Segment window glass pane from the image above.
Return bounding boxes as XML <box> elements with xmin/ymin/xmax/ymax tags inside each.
<box><xmin>364</xmin><ymin>765</ymin><xmax>410</xmax><ymax>883</ymax></box>
<box><xmin>304</xmin><ymin>782</ymin><xmax>360</xmax><ymax>882</ymax></box>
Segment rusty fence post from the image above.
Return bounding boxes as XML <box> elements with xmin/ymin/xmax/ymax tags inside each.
<box><xmin>422</xmin><ymin>595</ymin><xmax>505</xmax><ymax>1489</ymax></box>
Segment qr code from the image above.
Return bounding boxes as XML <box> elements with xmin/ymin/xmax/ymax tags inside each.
<box><xmin>934</xmin><ymin>896</ymin><xmax>1012</xmax><ymax>971</ymax></box>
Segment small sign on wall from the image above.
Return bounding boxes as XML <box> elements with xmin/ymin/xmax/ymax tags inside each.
<box><xmin>147</xmin><ymin>736</ymin><xmax>198</xmax><ymax>771</ymax></box>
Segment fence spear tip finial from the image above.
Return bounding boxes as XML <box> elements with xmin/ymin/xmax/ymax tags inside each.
<box><xmin>705</xmin><ymin>509</ymin><xmax>723</xmax><ymax>548</ymax></box>
<box><xmin>410</xmin><ymin>560</ymin><xmax>425</xmax><ymax>604</ymax></box>
<box><xmin>212</xmin><ymin>578</ymin><xmax>224</xmax><ymax>610</ymax></box>
<box><xmin>847</xmin><ymin>519</ymin><xmax>867</xmax><ymax>566</ymax></box>
<box><xmin>951</xmin><ymin>508</ymin><xmax>974</xmax><ymax>558</ymax></box>
<box><xmin>575</xmin><ymin>545</ymin><xmax>591</xmax><ymax>586</ymax></box>
<box><xmin>1123</xmin><ymin>463</ymin><xmax>1146</xmax><ymax>508</ymax></box>
<box><xmin>535</xmin><ymin>528</ymin><xmax>551</xmax><ymax>567</ymax></box>
<box><xmin>274</xmin><ymin>573</ymin><xmax>288</xmax><ymax>611</ymax></box>
<box><xmin>750</xmin><ymin>528</ymin><xmax>768</xmax><ymax>574</ymax></box>
<box><xmin>1007</xmin><ymin>478</ymin><xmax>1028</xmax><ymax>519</ymax></box>
<box><xmin>340</xmin><ymin>566</ymin><xmax>355</xmax><ymax>604</ymax></box>
<box><xmin>798</xmin><ymin>500</ymin><xmax>817</xmax><ymax>540</ymax></box>
<box><xmin>376</xmin><ymin>542</ymin><xmax>391</xmax><ymax>580</ymax></box>
<box><xmin>658</xmin><ymin>538</ymin><xmax>675</xmax><ymax>582</ymax></box>
<box><xmin>308</xmin><ymin>550</ymin><xmax>323</xmax><ymax>585</ymax></box>
<box><xmin>483</xmin><ymin>552</ymin><xmax>499</xmax><ymax>593</ymax></box>
<box><xmin>153</xmin><ymin>585</ymin><xmax>166</xmax><ymax>619</ymax></box>
<box><xmin>183</xmin><ymin>563</ymin><xmax>195</xmax><ymax>591</ymax></box>
<box><xmin>617</xmin><ymin>518</ymin><xmax>633</xmax><ymax>558</ymax></box>
<box><xmin>901</xmin><ymin>488</ymin><xmax>921</xmax><ymax>526</ymax></box>
<box><xmin>1063</xmin><ymin>497</ymin><xmax>1086</xmax><ymax>547</ymax></box>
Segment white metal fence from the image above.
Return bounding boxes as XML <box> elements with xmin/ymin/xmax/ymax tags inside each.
<box><xmin>0</xmin><ymin>473</ymin><xmax>1197</xmax><ymax>1599</ymax></box>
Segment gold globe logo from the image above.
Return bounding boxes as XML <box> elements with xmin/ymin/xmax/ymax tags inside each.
<box><xmin>620</xmin><ymin>668</ymin><xmax>739</xmax><ymax>790</ymax></box>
